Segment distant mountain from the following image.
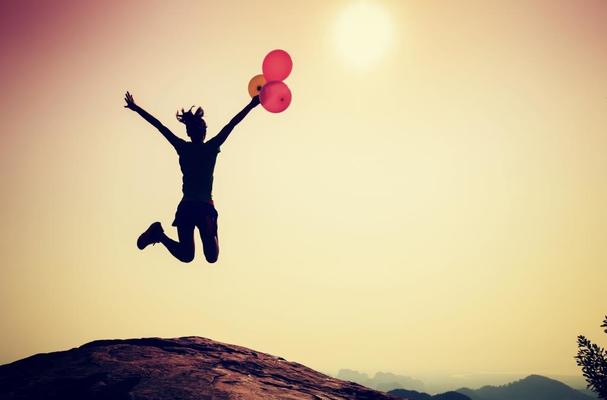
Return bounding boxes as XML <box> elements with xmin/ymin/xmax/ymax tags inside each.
<box><xmin>338</xmin><ymin>369</ymin><xmax>374</xmax><ymax>386</ymax></box>
<box><xmin>389</xmin><ymin>388</ymin><xmax>470</xmax><ymax>400</ymax></box>
<box><xmin>578</xmin><ymin>388</ymin><xmax>599</xmax><ymax>398</ymax></box>
<box><xmin>457</xmin><ymin>374</ymin><xmax>595</xmax><ymax>400</ymax></box>
<box><xmin>388</xmin><ymin>389</ymin><xmax>433</xmax><ymax>400</ymax></box>
<box><xmin>337</xmin><ymin>369</ymin><xmax>425</xmax><ymax>392</ymax></box>
<box><xmin>434</xmin><ymin>392</ymin><xmax>474</xmax><ymax>400</ymax></box>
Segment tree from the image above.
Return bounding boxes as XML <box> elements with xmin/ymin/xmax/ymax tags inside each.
<box><xmin>576</xmin><ymin>315</ymin><xmax>607</xmax><ymax>399</ymax></box>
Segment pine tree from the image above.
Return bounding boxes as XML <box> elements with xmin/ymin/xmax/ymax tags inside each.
<box><xmin>576</xmin><ymin>315</ymin><xmax>607</xmax><ymax>399</ymax></box>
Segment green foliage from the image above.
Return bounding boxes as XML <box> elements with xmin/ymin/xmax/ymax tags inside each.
<box><xmin>576</xmin><ymin>315</ymin><xmax>607</xmax><ymax>399</ymax></box>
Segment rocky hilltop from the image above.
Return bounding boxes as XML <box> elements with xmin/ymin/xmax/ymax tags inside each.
<box><xmin>0</xmin><ymin>336</ymin><xmax>398</xmax><ymax>400</ymax></box>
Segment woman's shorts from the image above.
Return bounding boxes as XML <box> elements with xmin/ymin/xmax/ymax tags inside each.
<box><xmin>172</xmin><ymin>200</ymin><xmax>219</xmax><ymax>230</ymax></box>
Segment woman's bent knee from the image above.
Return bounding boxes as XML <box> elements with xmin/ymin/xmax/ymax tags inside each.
<box><xmin>179</xmin><ymin>252</ymin><xmax>195</xmax><ymax>263</ymax></box>
<box><xmin>203</xmin><ymin>244</ymin><xmax>219</xmax><ymax>263</ymax></box>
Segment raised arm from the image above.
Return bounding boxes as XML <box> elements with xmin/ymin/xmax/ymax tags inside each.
<box><xmin>207</xmin><ymin>96</ymin><xmax>260</xmax><ymax>148</ymax></box>
<box><xmin>124</xmin><ymin>91</ymin><xmax>183</xmax><ymax>149</ymax></box>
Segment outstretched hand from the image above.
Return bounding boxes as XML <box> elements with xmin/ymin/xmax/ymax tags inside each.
<box><xmin>124</xmin><ymin>91</ymin><xmax>138</xmax><ymax>110</ymax></box>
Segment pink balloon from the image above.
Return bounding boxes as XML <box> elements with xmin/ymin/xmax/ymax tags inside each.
<box><xmin>260</xmin><ymin>81</ymin><xmax>292</xmax><ymax>113</ymax></box>
<box><xmin>262</xmin><ymin>49</ymin><xmax>293</xmax><ymax>82</ymax></box>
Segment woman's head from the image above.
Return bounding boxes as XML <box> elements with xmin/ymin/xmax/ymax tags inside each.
<box><xmin>176</xmin><ymin>106</ymin><xmax>207</xmax><ymax>141</ymax></box>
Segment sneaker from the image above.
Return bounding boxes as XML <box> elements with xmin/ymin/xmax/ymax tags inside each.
<box><xmin>137</xmin><ymin>222</ymin><xmax>164</xmax><ymax>250</ymax></box>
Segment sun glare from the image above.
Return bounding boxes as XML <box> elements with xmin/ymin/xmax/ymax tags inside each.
<box><xmin>333</xmin><ymin>1</ymin><xmax>393</xmax><ymax>69</ymax></box>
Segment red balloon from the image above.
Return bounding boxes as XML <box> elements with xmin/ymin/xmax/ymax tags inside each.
<box><xmin>262</xmin><ymin>49</ymin><xmax>293</xmax><ymax>82</ymax></box>
<box><xmin>260</xmin><ymin>81</ymin><xmax>292</xmax><ymax>113</ymax></box>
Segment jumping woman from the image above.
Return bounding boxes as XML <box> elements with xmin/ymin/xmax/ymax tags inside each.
<box><xmin>124</xmin><ymin>91</ymin><xmax>260</xmax><ymax>263</ymax></box>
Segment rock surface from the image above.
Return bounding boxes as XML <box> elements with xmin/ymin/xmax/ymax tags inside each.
<box><xmin>0</xmin><ymin>336</ymin><xmax>399</xmax><ymax>400</ymax></box>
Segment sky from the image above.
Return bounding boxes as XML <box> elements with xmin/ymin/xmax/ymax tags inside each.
<box><xmin>0</xmin><ymin>0</ymin><xmax>606</xmax><ymax>386</ymax></box>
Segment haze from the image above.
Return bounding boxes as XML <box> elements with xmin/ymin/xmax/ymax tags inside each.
<box><xmin>0</xmin><ymin>0</ymin><xmax>605</xmax><ymax>380</ymax></box>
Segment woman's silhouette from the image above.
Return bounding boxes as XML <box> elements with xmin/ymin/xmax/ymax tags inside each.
<box><xmin>124</xmin><ymin>91</ymin><xmax>260</xmax><ymax>263</ymax></box>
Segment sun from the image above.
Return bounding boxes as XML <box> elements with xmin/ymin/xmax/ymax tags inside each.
<box><xmin>333</xmin><ymin>1</ymin><xmax>393</xmax><ymax>69</ymax></box>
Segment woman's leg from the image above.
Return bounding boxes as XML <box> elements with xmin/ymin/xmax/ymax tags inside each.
<box><xmin>159</xmin><ymin>225</ymin><xmax>195</xmax><ymax>263</ymax></box>
<box><xmin>199</xmin><ymin>215</ymin><xmax>219</xmax><ymax>263</ymax></box>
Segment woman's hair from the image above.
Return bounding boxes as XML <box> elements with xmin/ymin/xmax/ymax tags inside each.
<box><xmin>176</xmin><ymin>106</ymin><xmax>206</xmax><ymax>131</ymax></box>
